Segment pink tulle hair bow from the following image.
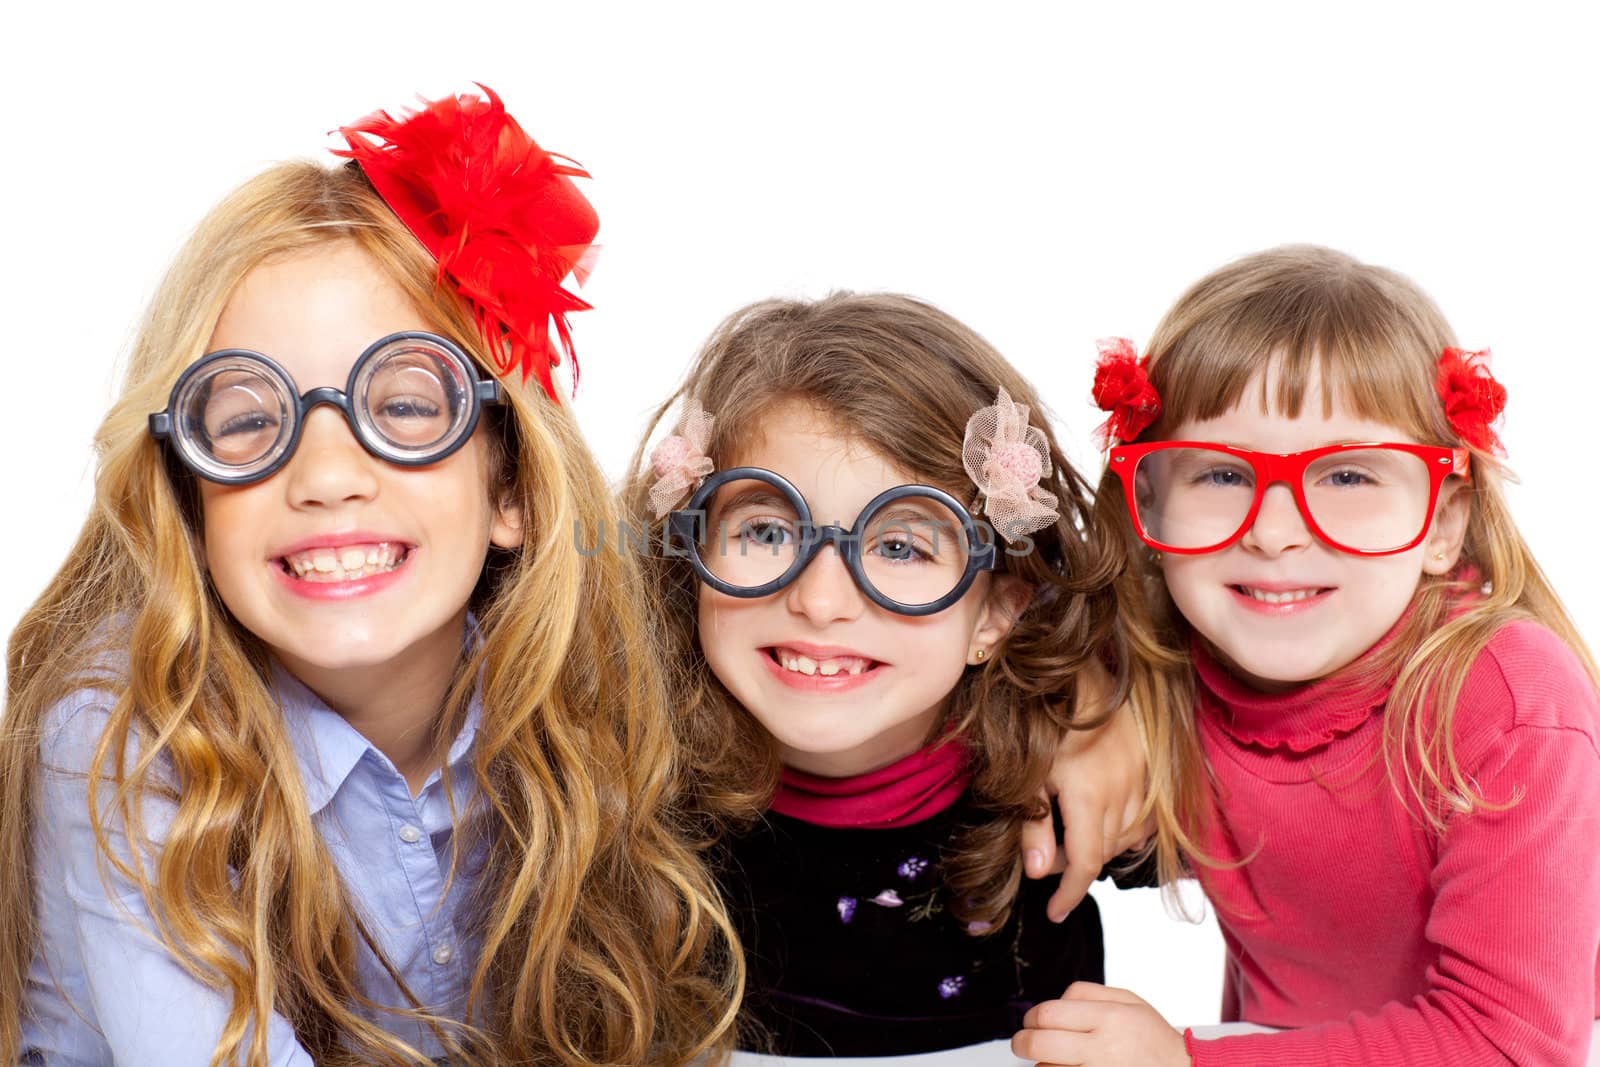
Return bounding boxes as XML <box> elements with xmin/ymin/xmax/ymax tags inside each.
<box><xmin>962</xmin><ymin>387</ymin><xmax>1060</xmax><ymax>541</ymax></box>
<box><xmin>649</xmin><ymin>400</ymin><xmax>715</xmax><ymax>518</ymax></box>
<box><xmin>1436</xmin><ymin>347</ymin><xmax>1507</xmax><ymax>457</ymax></box>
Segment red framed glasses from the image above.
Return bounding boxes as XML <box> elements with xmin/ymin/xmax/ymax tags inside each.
<box><xmin>1107</xmin><ymin>441</ymin><xmax>1470</xmax><ymax>557</ymax></box>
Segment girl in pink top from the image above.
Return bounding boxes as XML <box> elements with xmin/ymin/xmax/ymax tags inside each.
<box><xmin>1014</xmin><ymin>245</ymin><xmax>1600</xmax><ymax>1066</ymax></box>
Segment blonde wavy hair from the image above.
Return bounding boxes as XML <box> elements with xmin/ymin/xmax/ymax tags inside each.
<box><xmin>1105</xmin><ymin>244</ymin><xmax>1600</xmax><ymax>882</ymax></box>
<box><xmin>622</xmin><ymin>292</ymin><xmax>1129</xmax><ymax>934</ymax></box>
<box><xmin>1</xmin><ymin>161</ymin><xmax>740</xmax><ymax>1066</ymax></box>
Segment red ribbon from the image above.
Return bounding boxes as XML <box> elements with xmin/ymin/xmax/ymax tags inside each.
<box><xmin>1091</xmin><ymin>336</ymin><xmax>1162</xmax><ymax>448</ymax></box>
<box><xmin>335</xmin><ymin>85</ymin><xmax>598</xmax><ymax>403</ymax></box>
<box><xmin>1436</xmin><ymin>347</ymin><xmax>1507</xmax><ymax>456</ymax></box>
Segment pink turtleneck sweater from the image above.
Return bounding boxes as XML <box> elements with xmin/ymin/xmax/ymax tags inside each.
<box><xmin>1184</xmin><ymin>620</ymin><xmax>1600</xmax><ymax>1067</ymax></box>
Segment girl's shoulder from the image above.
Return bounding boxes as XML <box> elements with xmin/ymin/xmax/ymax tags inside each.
<box><xmin>1455</xmin><ymin>619</ymin><xmax>1600</xmax><ymax>751</ymax></box>
<box><xmin>37</xmin><ymin>685</ymin><xmax>127</xmax><ymax>780</ymax></box>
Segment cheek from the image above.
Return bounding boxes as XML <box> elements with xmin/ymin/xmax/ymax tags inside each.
<box><xmin>196</xmin><ymin>484</ymin><xmax>257</xmax><ymax>590</ymax></box>
<box><xmin>1157</xmin><ymin>556</ymin><xmax>1206</xmax><ymax>617</ymax></box>
<box><xmin>696</xmin><ymin>586</ymin><xmax>744</xmax><ymax>674</ymax></box>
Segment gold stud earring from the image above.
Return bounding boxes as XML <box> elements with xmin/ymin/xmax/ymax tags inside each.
<box><xmin>974</xmin><ymin>649</ymin><xmax>986</xmax><ymax>662</ymax></box>
<box><xmin>1434</xmin><ymin>552</ymin><xmax>1446</xmax><ymax>561</ymax></box>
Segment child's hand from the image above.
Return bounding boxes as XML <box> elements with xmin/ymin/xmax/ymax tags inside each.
<box><xmin>1020</xmin><ymin>660</ymin><xmax>1152</xmax><ymax>919</ymax></box>
<box><xmin>1012</xmin><ymin>982</ymin><xmax>1190</xmax><ymax>1067</ymax></box>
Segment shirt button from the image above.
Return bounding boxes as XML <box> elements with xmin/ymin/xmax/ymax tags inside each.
<box><xmin>398</xmin><ymin>824</ymin><xmax>423</xmax><ymax>844</ymax></box>
<box><xmin>432</xmin><ymin>943</ymin><xmax>454</xmax><ymax>965</ymax></box>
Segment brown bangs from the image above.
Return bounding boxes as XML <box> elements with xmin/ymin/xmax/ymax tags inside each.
<box><xmin>1142</xmin><ymin>245</ymin><xmax>1460</xmax><ymax>446</ymax></box>
<box><xmin>692</xmin><ymin>299</ymin><xmax>989</xmax><ymax>505</ymax></box>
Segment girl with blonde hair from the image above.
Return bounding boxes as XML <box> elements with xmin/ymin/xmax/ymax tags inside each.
<box><xmin>625</xmin><ymin>292</ymin><xmax>1152</xmax><ymax>1057</ymax></box>
<box><xmin>1015</xmin><ymin>244</ymin><xmax>1600</xmax><ymax>1066</ymax></box>
<box><xmin>2</xmin><ymin>88</ymin><xmax>739</xmax><ymax>1066</ymax></box>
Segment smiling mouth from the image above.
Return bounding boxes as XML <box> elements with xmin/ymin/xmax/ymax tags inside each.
<box><xmin>1232</xmin><ymin>585</ymin><xmax>1330</xmax><ymax>604</ymax></box>
<box><xmin>279</xmin><ymin>542</ymin><xmax>410</xmax><ymax>583</ymax></box>
<box><xmin>766</xmin><ymin>646</ymin><xmax>880</xmax><ymax>677</ymax></box>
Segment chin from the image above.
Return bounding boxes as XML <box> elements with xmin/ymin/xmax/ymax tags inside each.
<box><xmin>1214</xmin><ymin>641</ymin><xmax>1334</xmax><ymax>689</ymax></box>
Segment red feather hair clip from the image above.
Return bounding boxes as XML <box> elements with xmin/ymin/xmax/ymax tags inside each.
<box><xmin>335</xmin><ymin>85</ymin><xmax>598</xmax><ymax>403</ymax></box>
<box><xmin>1436</xmin><ymin>346</ymin><xmax>1507</xmax><ymax>456</ymax></box>
<box><xmin>1091</xmin><ymin>337</ymin><xmax>1162</xmax><ymax>448</ymax></box>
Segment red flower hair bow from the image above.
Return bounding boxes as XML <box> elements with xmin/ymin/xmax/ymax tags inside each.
<box><xmin>335</xmin><ymin>85</ymin><xmax>599</xmax><ymax>403</ymax></box>
<box><xmin>1091</xmin><ymin>337</ymin><xmax>1162</xmax><ymax>448</ymax></box>
<box><xmin>1436</xmin><ymin>347</ymin><xmax>1507</xmax><ymax>456</ymax></box>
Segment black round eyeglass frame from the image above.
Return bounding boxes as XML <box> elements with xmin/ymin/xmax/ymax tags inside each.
<box><xmin>667</xmin><ymin>466</ymin><xmax>998</xmax><ymax>617</ymax></box>
<box><xmin>147</xmin><ymin>331</ymin><xmax>503</xmax><ymax>485</ymax></box>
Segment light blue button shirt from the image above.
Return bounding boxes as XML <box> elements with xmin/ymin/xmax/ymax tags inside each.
<box><xmin>22</xmin><ymin>663</ymin><xmax>485</xmax><ymax>1065</ymax></box>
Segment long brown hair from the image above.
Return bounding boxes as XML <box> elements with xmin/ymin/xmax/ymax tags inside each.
<box><xmin>2</xmin><ymin>161</ymin><xmax>740</xmax><ymax>1066</ymax></box>
<box><xmin>622</xmin><ymin>292</ymin><xmax>1127</xmax><ymax>932</ymax></box>
<box><xmin>1104</xmin><ymin>244</ymin><xmax>1600</xmax><ymax>871</ymax></box>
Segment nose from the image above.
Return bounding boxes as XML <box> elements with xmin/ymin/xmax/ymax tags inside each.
<box><xmin>281</xmin><ymin>406</ymin><xmax>380</xmax><ymax>508</ymax></box>
<box><xmin>785</xmin><ymin>542</ymin><xmax>866</xmax><ymax>627</ymax></box>
<box><xmin>1239</xmin><ymin>482</ymin><xmax>1312</xmax><ymax>557</ymax></box>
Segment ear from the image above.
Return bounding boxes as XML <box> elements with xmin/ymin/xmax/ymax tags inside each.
<box><xmin>967</xmin><ymin>574</ymin><xmax>1034</xmax><ymax>665</ymax></box>
<box><xmin>1421</xmin><ymin>476</ymin><xmax>1471</xmax><ymax>576</ymax></box>
<box><xmin>490</xmin><ymin>491</ymin><xmax>525</xmax><ymax>550</ymax></box>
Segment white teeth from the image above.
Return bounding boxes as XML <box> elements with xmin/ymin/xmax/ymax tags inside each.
<box><xmin>1244</xmin><ymin>587</ymin><xmax>1316</xmax><ymax>604</ymax></box>
<box><xmin>773</xmin><ymin>649</ymin><xmax>871</xmax><ymax>677</ymax></box>
<box><xmin>282</xmin><ymin>542</ymin><xmax>405</xmax><ymax>583</ymax></box>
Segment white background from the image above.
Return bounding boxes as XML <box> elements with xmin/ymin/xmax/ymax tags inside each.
<box><xmin>3</xmin><ymin>0</ymin><xmax>1596</xmax><ymax>1031</ymax></box>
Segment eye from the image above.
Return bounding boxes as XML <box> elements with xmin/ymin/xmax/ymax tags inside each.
<box><xmin>741</xmin><ymin>518</ymin><xmax>794</xmax><ymax>547</ymax></box>
<box><xmin>872</xmin><ymin>531</ymin><xmax>927</xmax><ymax>563</ymax></box>
<box><xmin>1197</xmin><ymin>466</ymin><xmax>1251</xmax><ymax>488</ymax></box>
<box><xmin>378</xmin><ymin>394</ymin><xmax>442</xmax><ymax>420</ymax></box>
<box><xmin>214</xmin><ymin>411</ymin><xmax>280</xmax><ymax>437</ymax></box>
<box><xmin>1320</xmin><ymin>467</ymin><xmax>1377</xmax><ymax>488</ymax></box>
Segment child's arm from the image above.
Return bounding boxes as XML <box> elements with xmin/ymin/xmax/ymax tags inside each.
<box><xmin>37</xmin><ymin>699</ymin><xmax>315</xmax><ymax>1066</ymax></box>
<box><xmin>1021</xmin><ymin>658</ymin><xmax>1153</xmax><ymax>919</ymax></box>
<box><xmin>1184</xmin><ymin>711</ymin><xmax>1600</xmax><ymax>1066</ymax></box>
<box><xmin>1018</xmin><ymin>628</ymin><xmax>1600</xmax><ymax>1067</ymax></box>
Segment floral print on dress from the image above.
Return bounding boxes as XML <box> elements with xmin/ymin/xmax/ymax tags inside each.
<box><xmin>870</xmin><ymin>889</ymin><xmax>904</xmax><ymax>908</ymax></box>
<box><xmin>837</xmin><ymin>896</ymin><xmax>857</xmax><ymax>923</ymax></box>
<box><xmin>897</xmin><ymin>855</ymin><xmax>929</xmax><ymax>880</ymax></box>
<box><xmin>937</xmin><ymin>975</ymin><xmax>966</xmax><ymax>999</ymax></box>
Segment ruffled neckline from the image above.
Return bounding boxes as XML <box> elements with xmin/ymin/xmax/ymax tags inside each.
<box><xmin>1193</xmin><ymin>641</ymin><xmax>1393</xmax><ymax>753</ymax></box>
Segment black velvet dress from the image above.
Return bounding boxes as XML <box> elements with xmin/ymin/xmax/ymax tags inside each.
<box><xmin>719</xmin><ymin>792</ymin><xmax>1117</xmax><ymax>1057</ymax></box>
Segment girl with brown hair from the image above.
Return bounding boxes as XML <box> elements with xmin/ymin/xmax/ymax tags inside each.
<box><xmin>625</xmin><ymin>292</ymin><xmax>1151</xmax><ymax>1057</ymax></box>
<box><xmin>1015</xmin><ymin>245</ymin><xmax>1600</xmax><ymax>1066</ymax></box>
<box><xmin>2</xmin><ymin>89</ymin><xmax>739</xmax><ymax>1066</ymax></box>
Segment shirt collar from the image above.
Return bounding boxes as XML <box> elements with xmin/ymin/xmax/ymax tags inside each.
<box><xmin>272</xmin><ymin>619</ymin><xmax>484</xmax><ymax>814</ymax></box>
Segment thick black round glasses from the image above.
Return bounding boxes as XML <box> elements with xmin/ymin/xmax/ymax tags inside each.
<box><xmin>668</xmin><ymin>467</ymin><xmax>998</xmax><ymax>617</ymax></box>
<box><xmin>148</xmin><ymin>332</ymin><xmax>503</xmax><ymax>485</ymax></box>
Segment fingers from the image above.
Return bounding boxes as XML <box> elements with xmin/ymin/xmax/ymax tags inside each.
<box><xmin>1014</xmin><ymin>999</ymin><xmax>1098</xmax><ymax>1065</ymax></box>
<box><xmin>1048</xmin><ymin>796</ymin><xmax>1103</xmax><ymax>920</ymax></box>
<box><xmin>1011</xmin><ymin>1024</ymin><xmax>1088</xmax><ymax>1066</ymax></box>
<box><xmin>1021</xmin><ymin>793</ymin><xmax>1062</xmax><ymax>879</ymax></box>
<box><xmin>1064</xmin><ymin>981</ymin><xmax>1145</xmax><ymax>1005</ymax></box>
<box><xmin>1115</xmin><ymin>796</ymin><xmax>1155</xmax><ymax>855</ymax></box>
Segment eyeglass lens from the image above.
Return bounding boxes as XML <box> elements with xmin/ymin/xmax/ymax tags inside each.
<box><xmin>1131</xmin><ymin>447</ymin><xmax>1434</xmax><ymax>553</ymax></box>
<box><xmin>175</xmin><ymin>339</ymin><xmax>473</xmax><ymax>473</ymax></box>
<box><xmin>695</xmin><ymin>476</ymin><xmax>973</xmax><ymax>608</ymax></box>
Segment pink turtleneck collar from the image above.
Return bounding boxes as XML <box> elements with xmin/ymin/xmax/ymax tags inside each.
<box><xmin>770</xmin><ymin>736</ymin><xmax>973</xmax><ymax>830</ymax></box>
<box><xmin>1192</xmin><ymin>638</ymin><xmax>1396</xmax><ymax>754</ymax></box>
